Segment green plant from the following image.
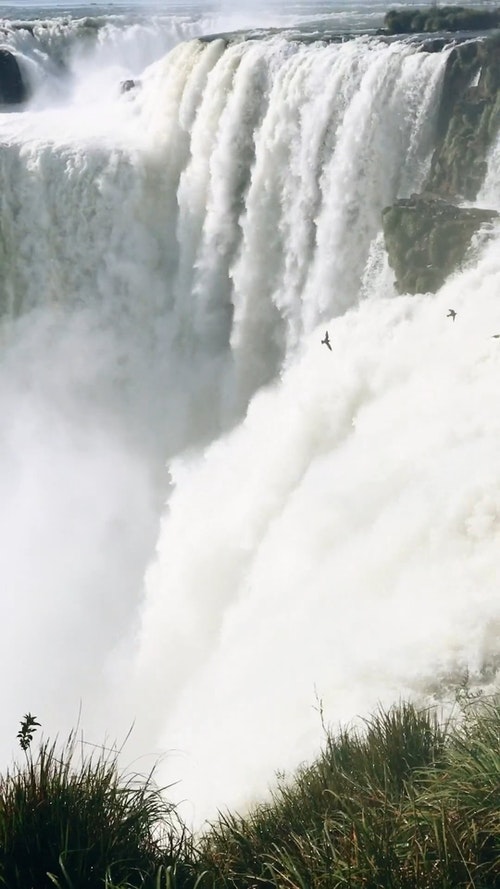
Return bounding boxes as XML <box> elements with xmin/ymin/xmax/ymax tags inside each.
<box><xmin>16</xmin><ymin>712</ymin><xmax>40</xmax><ymax>752</ymax></box>
<box><xmin>200</xmin><ymin>699</ymin><xmax>500</xmax><ymax>889</ymax></box>
<box><xmin>0</xmin><ymin>729</ymin><xmax>195</xmax><ymax>889</ymax></box>
<box><xmin>3</xmin><ymin>698</ymin><xmax>500</xmax><ymax>889</ymax></box>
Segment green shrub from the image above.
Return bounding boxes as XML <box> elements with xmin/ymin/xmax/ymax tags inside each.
<box><xmin>3</xmin><ymin>699</ymin><xmax>500</xmax><ymax>889</ymax></box>
<box><xmin>200</xmin><ymin>699</ymin><xmax>500</xmax><ymax>889</ymax></box>
<box><xmin>0</xmin><ymin>725</ymin><xmax>194</xmax><ymax>889</ymax></box>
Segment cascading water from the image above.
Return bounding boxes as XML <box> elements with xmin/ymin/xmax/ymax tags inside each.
<box><xmin>1</xmin><ymin>0</ymin><xmax>500</xmax><ymax>829</ymax></box>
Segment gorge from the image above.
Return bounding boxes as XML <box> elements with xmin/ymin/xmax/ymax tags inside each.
<box><xmin>0</xmin><ymin>2</ymin><xmax>499</xmax><ymax>825</ymax></box>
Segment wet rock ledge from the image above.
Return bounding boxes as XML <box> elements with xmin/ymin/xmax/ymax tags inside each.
<box><xmin>382</xmin><ymin>197</ymin><xmax>497</xmax><ymax>294</ymax></box>
<box><xmin>382</xmin><ymin>8</ymin><xmax>500</xmax><ymax>294</ymax></box>
<box><xmin>0</xmin><ymin>48</ymin><xmax>27</xmax><ymax>105</ymax></box>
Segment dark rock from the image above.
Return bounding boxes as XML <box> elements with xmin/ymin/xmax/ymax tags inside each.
<box><xmin>0</xmin><ymin>49</ymin><xmax>27</xmax><ymax>105</ymax></box>
<box><xmin>426</xmin><ymin>35</ymin><xmax>500</xmax><ymax>200</ymax></box>
<box><xmin>120</xmin><ymin>78</ymin><xmax>138</xmax><ymax>94</ymax></box>
<box><xmin>381</xmin><ymin>29</ymin><xmax>500</xmax><ymax>293</ymax></box>
<box><xmin>382</xmin><ymin>195</ymin><xmax>498</xmax><ymax>293</ymax></box>
<box><xmin>81</xmin><ymin>16</ymin><xmax>101</xmax><ymax>30</ymax></box>
<box><xmin>418</xmin><ymin>37</ymin><xmax>450</xmax><ymax>53</ymax></box>
<box><xmin>11</xmin><ymin>23</ymin><xmax>35</xmax><ymax>37</ymax></box>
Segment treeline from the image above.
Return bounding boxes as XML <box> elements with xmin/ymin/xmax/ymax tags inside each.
<box><xmin>384</xmin><ymin>5</ymin><xmax>500</xmax><ymax>34</ymax></box>
<box><xmin>1</xmin><ymin>697</ymin><xmax>500</xmax><ymax>887</ymax></box>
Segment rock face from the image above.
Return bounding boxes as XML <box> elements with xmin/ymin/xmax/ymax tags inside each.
<box><xmin>382</xmin><ymin>196</ymin><xmax>497</xmax><ymax>294</ymax></box>
<box><xmin>427</xmin><ymin>36</ymin><xmax>500</xmax><ymax>200</ymax></box>
<box><xmin>0</xmin><ymin>49</ymin><xmax>27</xmax><ymax>105</ymax></box>
<box><xmin>382</xmin><ymin>11</ymin><xmax>500</xmax><ymax>294</ymax></box>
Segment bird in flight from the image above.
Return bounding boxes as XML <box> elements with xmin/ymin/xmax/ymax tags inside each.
<box><xmin>321</xmin><ymin>331</ymin><xmax>332</xmax><ymax>351</ymax></box>
<box><xmin>447</xmin><ymin>309</ymin><xmax>457</xmax><ymax>321</ymax></box>
<box><xmin>492</xmin><ymin>334</ymin><xmax>500</xmax><ymax>338</ymax></box>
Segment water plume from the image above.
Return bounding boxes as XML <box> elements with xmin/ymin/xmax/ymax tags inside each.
<box><xmin>134</xmin><ymin>234</ymin><xmax>500</xmax><ymax>823</ymax></box>
<box><xmin>0</xmin><ymin>10</ymin><xmax>499</xmax><ymax>831</ymax></box>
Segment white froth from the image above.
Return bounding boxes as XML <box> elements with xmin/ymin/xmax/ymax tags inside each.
<box><xmin>0</xmin><ymin>12</ymin><xmax>499</xmax><ymax>831</ymax></box>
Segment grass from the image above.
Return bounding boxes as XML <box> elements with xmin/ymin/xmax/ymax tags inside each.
<box><xmin>1</xmin><ymin>697</ymin><xmax>500</xmax><ymax>888</ymax></box>
<box><xmin>200</xmin><ymin>697</ymin><xmax>500</xmax><ymax>889</ymax></box>
<box><xmin>0</xmin><ymin>721</ymin><xmax>199</xmax><ymax>889</ymax></box>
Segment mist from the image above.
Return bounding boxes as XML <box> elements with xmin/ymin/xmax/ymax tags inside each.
<box><xmin>0</xmin><ymin>5</ymin><xmax>499</xmax><ymax>833</ymax></box>
<box><xmin>130</xmin><ymin>230</ymin><xmax>500</xmax><ymax>824</ymax></box>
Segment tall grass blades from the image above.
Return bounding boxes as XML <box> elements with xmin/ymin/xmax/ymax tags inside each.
<box><xmin>2</xmin><ymin>699</ymin><xmax>500</xmax><ymax>888</ymax></box>
<box><xmin>200</xmin><ymin>700</ymin><xmax>500</xmax><ymax>889</ymax></box>
<box><xmin>0</xmin><ymin>732</ymin><xmax>193</xmax><ymax>889</ymax></box>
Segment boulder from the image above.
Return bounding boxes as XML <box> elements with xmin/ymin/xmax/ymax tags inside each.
<box><xmin>120</xmin><ymin>78</ymin><xmax>138</xmax><ymax>94</ymax></box>
<box><xmin>382</xmin><ymin>195</ymin><xmax>497</xmax><ymax>293</ymax></box>
<box><xmin>11</xmin><ymin>23</ymin><xmax>35</xmax><ymax>37</ymax></box>
<box><xmin>0</xmin><ymin>49</ymin><xmax>27</xmax><ymax>105</ymax></box>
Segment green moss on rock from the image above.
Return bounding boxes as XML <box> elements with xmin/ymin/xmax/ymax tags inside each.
<box><xmin>426</xmin><ymin>35</ymin><xmax>500</xmax><ymax>200</ymax></box>
<box><xmin>382</xmin><ymin>196</ymin><xmax>497</xmax><ymax>294</ymax></box>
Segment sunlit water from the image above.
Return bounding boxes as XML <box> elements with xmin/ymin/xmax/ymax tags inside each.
<box><xmin>0</xmin><ymin>0</ymin><xmax>499</xmax><ymax>828</ymax></box>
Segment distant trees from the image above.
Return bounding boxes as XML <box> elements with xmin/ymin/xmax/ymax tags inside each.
<box><xmin>384</xmin><ymin>5</ymin><xmax>500</xmax><ymax>34</ymax></box>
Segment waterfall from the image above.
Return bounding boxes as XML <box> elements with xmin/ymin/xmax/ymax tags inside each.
<box><xmin>1</xmin><ymin>12</ymin><xmax>499</xmax><ymax>828</ymax></box>
<box><xmin>0</xmin><ymin>36</ymin><xmax>447</xmax><ymax>409</ymax></box>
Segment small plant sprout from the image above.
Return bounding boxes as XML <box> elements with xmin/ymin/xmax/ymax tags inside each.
<box><xmin>17</xmin><ymin>713</ymin><xmax>41</xmax><ymax>751</ymax></box>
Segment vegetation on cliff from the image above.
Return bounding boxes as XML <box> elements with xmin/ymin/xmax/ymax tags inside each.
<box><xmin>1</xmin><ymin>696</ymin><xmax>500</xmax><ymax>888</ymax></box>
<box><xmin>201</xmin><ymin>695</ymin><xmax>500</xmax><ymax>889</ymax></box>
<box><xmin>0</xmin><ymin>717</ymin><xmax>198</xmax><ymax>888</ymax></box>
<box><xmin>384</xmin><ymin>5</ymin><xmax>500</xmax><ymax>35</ymax></box>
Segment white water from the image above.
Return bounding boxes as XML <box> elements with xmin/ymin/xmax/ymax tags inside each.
<box><xmin>1</xmin><ymin>2</ymin><xmax>500</xmax><ymax>829</ymax></box>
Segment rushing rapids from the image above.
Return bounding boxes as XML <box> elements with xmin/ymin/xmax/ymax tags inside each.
<box><xmin>1</xmin><ymin>2</ymin><xmax>500</xmax><ymax>827</ymax></box>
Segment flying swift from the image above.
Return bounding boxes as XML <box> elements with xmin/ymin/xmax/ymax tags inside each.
<box><xmin>321</xmin><ymin>331</ymin><xmax>332</xmax><ymax>351</ymax></box>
